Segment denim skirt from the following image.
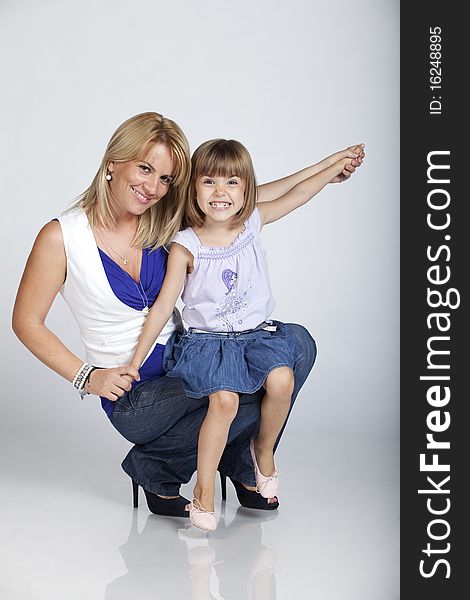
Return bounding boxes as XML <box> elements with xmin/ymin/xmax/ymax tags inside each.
<box><xmin>162</xmin><ymin>320</ymin><xmax>301</xmax><ymax>399</ymax></box>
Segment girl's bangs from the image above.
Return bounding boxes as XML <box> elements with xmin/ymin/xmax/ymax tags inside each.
<box><xmin>195</xmin><ymin>145</ymin><xmax>249</xmax><ymax>180</ymax></box>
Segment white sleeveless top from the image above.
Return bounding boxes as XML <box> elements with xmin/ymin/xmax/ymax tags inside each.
<box><xmin>58</xmin><ymin>209</ymin><xmax>178</xmax><ymax>367</ymax></box>
<box><xmin>173</xmin><ymin>208</ymin><xmax>275</xmax><ymax>332</ymax></box>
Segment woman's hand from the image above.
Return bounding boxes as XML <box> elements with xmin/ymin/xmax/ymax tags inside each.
<box><xmin>328</xmin><ymin>144</ymin><xmax>366</xmax><ymax>183</ymax></box>
<box><xmin>86</xmin><ymin>366</ymin><xmax>140</xmax><ymax>401</ymax></box>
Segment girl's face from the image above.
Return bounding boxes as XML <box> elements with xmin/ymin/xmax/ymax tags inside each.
<box><xmin>195</xmin><ymin>175</ymin><xmax>246</xmax><ymax>224</ymax></box>
<box><xmin>108</xmin><ymin>143</ymin><xmax>176</xmax><ymax>217</ymax></box>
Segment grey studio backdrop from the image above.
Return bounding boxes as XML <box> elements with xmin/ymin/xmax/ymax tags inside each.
<box><xmin>1</xmin><ymin>1</ymin><xmax>399</xmax><ymax>598</ymax></box>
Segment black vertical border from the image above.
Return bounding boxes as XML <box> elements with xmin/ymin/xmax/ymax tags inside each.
<box><xmin>401</xmin><ymin>3</ymin><xmax>466</xmax><ymax>598</ymax></box>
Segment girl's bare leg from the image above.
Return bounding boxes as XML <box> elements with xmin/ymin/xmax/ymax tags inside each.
<box><xmin>255</xmin><ymin>367</ymin><xmax>295</xmax><ymax>476</ymax></box>
<box><xmin>193</xmin><ymin>391</ymin><xmax>239</xmax><ymax>512</ymax></box>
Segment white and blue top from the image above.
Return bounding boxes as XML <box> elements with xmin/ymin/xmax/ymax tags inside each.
<box><xmin>57</xmin><ymin>208</ymin><xmax>180</xmax><ymax>416</ymax></box>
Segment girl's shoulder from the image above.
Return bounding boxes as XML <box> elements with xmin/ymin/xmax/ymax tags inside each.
<box><xmin>173</xmin><ymin>226</ymin><xmax>200</xmax><ymax>245</ymax></box>
<box><xmin>172</xmin><ymin>227</ymin><xmax>200</xmax><ymax>262</ymax></box>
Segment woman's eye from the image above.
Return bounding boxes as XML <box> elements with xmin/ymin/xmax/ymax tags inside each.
<box><xmin>161</xmin><ymin>176</ymin><xmax>172</xmax><ymax>185</ymax></box>
<box><xmin>139</xmin><ymin>164</ymin><xmax>151</xmax><ymax>174</ymax></box>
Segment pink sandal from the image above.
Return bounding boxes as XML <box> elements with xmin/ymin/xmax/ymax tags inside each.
<box><xmin>250</xmin><ymin>438</ymin><xmax>279</xmax><ymax>498</ymax></box>
<box><xmin>190</xmin><ymin>498</ymin><xmax>221</xmax><ymax>532</ymax></box>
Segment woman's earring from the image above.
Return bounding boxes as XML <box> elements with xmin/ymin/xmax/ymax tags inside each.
<box><xmin>106</xmin><ymin>172</ymin><xmax>112</xmax><ymax>181</ymax></box>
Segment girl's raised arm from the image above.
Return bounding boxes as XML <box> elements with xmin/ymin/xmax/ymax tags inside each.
<box><xmin>256</xmin><ymin>144</ymin><xmax>364</xmax><ymax>203</ymax></box>
<box><xmin>130</xmin><ymin>243</ymin><xmax>191</xmax><ymax>372</ymax></box>
<box><xmin>257</xmin><ymin>155</ymin><xmax>359</xmax><ymax>226</ymax></box>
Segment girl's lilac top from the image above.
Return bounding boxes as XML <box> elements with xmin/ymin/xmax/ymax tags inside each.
<box><xmin>173</xmin><ymin>208</ymin><xmax>275</xmax><ymax>332</ymax></box>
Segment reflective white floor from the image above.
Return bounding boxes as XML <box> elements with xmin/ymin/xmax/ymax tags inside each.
<box><xmin>1</xmin><ymin>429</ymin><xmax>399</xmax><ymax>599</ymax></box>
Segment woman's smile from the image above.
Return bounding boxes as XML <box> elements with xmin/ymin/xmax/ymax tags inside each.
<box><xmin>131</xmin><ymin>186</ymin><xmax>153</xmax><ymax>204</ymax></box>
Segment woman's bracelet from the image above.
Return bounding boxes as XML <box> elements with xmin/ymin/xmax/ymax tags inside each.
<box><xmin>72</xmin><ymin>363</ymin><xmax>96</xmax><ymax>398</ymax></box>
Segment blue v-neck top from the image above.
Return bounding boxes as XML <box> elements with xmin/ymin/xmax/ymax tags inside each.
<box><xmin>98</xmin><ymin>246</ymin><xmax>168</xmax><ymax>417</ymax></box>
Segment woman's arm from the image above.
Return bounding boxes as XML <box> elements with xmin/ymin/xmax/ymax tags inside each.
<box><xmin>257</xmin><ymin>157</ymin><xmax>356</xmax><ymax>226</ymax></box>
<box><xmin>12</xmin><ymin>221</ymin><xmax>138</xmax><ymax>401</ymax></box>
<box><xmin>256</xmin><ymin>144</ymin><xmax>365</xmax><ymax>203</ymax></box>
<box><xmin>130</xmin><ymin>243</ymin><xmax>191</xmax><ymax>372</ymax></box>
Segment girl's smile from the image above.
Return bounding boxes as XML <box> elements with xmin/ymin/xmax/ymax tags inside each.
<box><xmin>209</xmin><ymin>201</ymin><xmax>232</xmax><ymax>209</ymax></box>
<box><xmin>196</xmin><ymin>175</ymin><xmax>246</xmax><ymax>222</ymax></box>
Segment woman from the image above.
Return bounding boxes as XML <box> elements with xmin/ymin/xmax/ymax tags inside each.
<box><xmin>12</xmin><ymin>112</ymin><xmax>360</xmax><ymax>517</ymax></box>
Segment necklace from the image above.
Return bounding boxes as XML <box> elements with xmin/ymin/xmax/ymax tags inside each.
<box><xmin>95</xmin><ymin>229</ymin><xmax>133</xmax><ymax>265</ymax></box>
<box><xmin>95</xmin><ymin>227</ymin><xmax>149</xmax><ymax>313</ymax></box>
<box><xmin>131</xmin><ymin>278</ymin><xmax>150</xmax><ymax>314</ymax></box>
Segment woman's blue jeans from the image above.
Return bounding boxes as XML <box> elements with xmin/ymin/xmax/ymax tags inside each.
<box><xmin>110</xmin><ymin>324</ymin><xmax>317</xmax><ymax>496</ymax></box>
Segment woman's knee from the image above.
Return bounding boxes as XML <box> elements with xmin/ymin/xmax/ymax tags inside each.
<box><xmin>286</xmin><ymin>323</ymin><xmax>316</xmax><ymax>356</ymax></box>
<box><xmin>285</xmin><ymin>322</ymin><xmax>317</xmax><ymax>375</ymax></box>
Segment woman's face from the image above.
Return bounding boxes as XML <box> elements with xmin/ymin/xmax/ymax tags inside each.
<box><xmin>108</xmin><ymin>143</ymin><xmax>176</xmax><ymax>217</ymax></box>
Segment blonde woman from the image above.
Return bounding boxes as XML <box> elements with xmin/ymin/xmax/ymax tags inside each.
<box><xmin>12</xmin><ymin>112</ymin><xmax>362</xmax><ymax>517</ymax></box>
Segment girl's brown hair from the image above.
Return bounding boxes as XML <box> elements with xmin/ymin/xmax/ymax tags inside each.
<box><xmin>184</xmin><ymin>139</ymin><xmax>257</xmax><ymax>228</ymax></box>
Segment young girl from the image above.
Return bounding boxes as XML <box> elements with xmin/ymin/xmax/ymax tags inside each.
<box><xmin>129</xmin><ymin>139</ymin><xmax>364</xmax><ymax>531</ymax></box>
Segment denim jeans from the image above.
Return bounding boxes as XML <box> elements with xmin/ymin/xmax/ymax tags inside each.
<box><xmin>110</xmin><ymin>323</ymin><xmax>317</xmax><ymax>495</ymax></box>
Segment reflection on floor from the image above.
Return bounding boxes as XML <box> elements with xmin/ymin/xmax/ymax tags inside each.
<box><xmin>105</xmin><ymin>505</ymin><xmax>278</xmax><ymax>599</ymax></box>
<box><xmin>1</xmin><ymin>430</ymin><xmax>399</xmax><ymax>599</ymax></box>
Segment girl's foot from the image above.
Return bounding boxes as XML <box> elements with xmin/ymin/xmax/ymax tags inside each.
<box><xmin>250</xmin><ymin>438</ymin><xmax>279</xmax><ymax>498</ymax></box>
<box><xmin>190</xmin><ymin>498</ymin><xmax>219</xmax><ymax>532</ymax></box>
<box><xmin>252</xmin><ymin>438</ymin><xmax>276</xmax><ymax>478</ymax></box>
<box><xmin>193</xmin><ymin>485</ymin><xmax>215</xmax><ymax>513</ymax></box>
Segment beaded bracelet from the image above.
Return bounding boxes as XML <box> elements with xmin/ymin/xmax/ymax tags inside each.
<box><xmin>72</xmin><ymin>363</ymin><xmax>95</xmax><ymax>398</ymax></box>
<box><xmin>82</xmin><ymin>367</ymin><xmax>99</xmax><ymax>396</ymax></box>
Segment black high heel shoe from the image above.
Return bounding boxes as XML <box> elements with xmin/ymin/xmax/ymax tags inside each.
<box><xmin>132</xmin><ymin>480</ymin><xmax>190</xmax><ymax>517</ymax></box>
<box><xmin>219</xmin><ymin>472</ymin><xmax>279</xmax><ymax>510</ymax></box>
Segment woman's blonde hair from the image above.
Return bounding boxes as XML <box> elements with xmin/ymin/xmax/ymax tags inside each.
<box><xmin>184</xmin><ymin>139</ymin><xmax>257</xmax><ymax>228</ymax></box>
<box><xmin>72</xmin><ymin>112</ymin><xmax>191</xmax><ymax>249</ymax></box>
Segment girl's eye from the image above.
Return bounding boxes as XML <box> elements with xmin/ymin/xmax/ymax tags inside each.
<box><xmin>161</xmin><ymin>175</ymin><xmax>173</xmax><ymax>185</ymax></box>
<box><xmin>202</xmin><ymin>179</ymin><xmax>214</xmax><ymax>185</ymax></box>
<box><xmin>227</xmin><ymin>179</ymin><xmax>238</xmax><ymax>185</ymax></box>
<box><xmin>139</xmin><ymin>164</ymin><xmax>151</xmax><ymax>174</ymax></box>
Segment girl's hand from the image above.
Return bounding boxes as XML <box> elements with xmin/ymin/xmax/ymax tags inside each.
<box><xmin>328</xmin><ymin>144</ymin><xmax>365</xmax><ymax>184</ymax></box>
<box><xmin>327</xmin><ymin>156</ymin><xmax>358</xmax><ymax>184</ymax></box>
<box><xmin>85</xmin><ymin>366</ymin><xmax>140</xmax><ymax>401</ymax></box>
